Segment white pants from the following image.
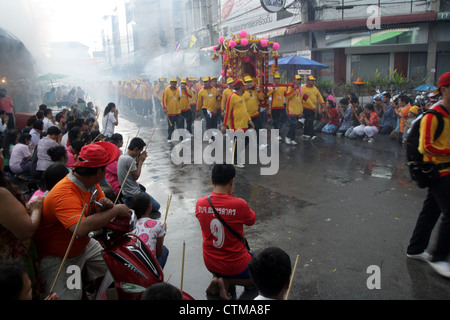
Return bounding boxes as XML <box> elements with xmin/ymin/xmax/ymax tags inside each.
<box><xmin>353</xmin><ymin>124</ymin><xmax>379</xmax><ymax>138</ymax></box>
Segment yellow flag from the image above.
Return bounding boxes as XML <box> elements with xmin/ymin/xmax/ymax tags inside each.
<box><xmin>189</xmin><ymin>34</ymin><xmax>197</xmax><ymax>48</ymax></box>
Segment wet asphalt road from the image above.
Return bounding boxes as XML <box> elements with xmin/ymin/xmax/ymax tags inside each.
<box><xmin>116</xmin><ymin>110</ymin><xmax>450</xmax><ymax>300</ymax></box>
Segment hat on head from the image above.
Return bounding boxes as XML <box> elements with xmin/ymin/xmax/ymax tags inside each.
<box><xmin>226</xmin><ymin>77</ymin><xmax>234</xmax><ymax>84</ymax></box>
<box><xmin>274</xmin><ymin>74</ymin><xmax>281</xmax><ymax>79</ymax></box>
<box><xmin>234</xmin><ymin>80</ymin><xmax>244</xmax><ymax>88</ymax></box>
<box><xmin>170</xmin><ymin>78</ymin><xmax>177</xmax><ymax>82</ymax></box>
<box><xmin>294</xmin><ymin>75</ymin><xmax>302</xmax><ymax>80</ymax></box>
<box><xmin>409</xmin><ymin>106</ymin><xmax>419</xmax><ymax>115</ymax></box>
<box><xmin>72</xmin><ymin>142</ymin><xmax>120</xmax><ymax>168</ymax></box>
<box><xmin>244</xmin><ymin>76</ymin><xmax>253</xmax><ymax>83</ymax></box>
<box><xmin>307</xmin><ymin>75</ymin><xmax>317</xmax><ymax>81</ymax></box>
<box><xmin>180</xmin><ymin>78</ymin><xmax>186</xmax><ymax>84</ymax></box>
<box><xmin>433</xmin><ymin>72</ymin><xmax>450</xmax><ymax>94</ymax></box>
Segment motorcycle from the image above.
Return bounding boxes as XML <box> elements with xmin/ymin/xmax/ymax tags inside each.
<box><xmin>88</xmin><ymin>197</ymin><xmax>194</xmax><ymax>300</ymax></box>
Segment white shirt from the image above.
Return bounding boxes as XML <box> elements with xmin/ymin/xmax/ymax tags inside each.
<box><xmin>102</xmin><ymin>112</ymin><xmax>117</xmax><ymax>138</ymax></box>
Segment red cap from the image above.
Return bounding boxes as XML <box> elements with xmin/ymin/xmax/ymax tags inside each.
<box><xmin>434</xmin><ymin>72</ymin><xmax>450</xmax><ymax>94</ymax></box>
<box><xmin>234</xmin><ymin>80</ymin><xmax>244</xmax><ymax>88</ymax></box>
<box><xmin>72</xmin><ymin>141</ymin><xmax>120</xmax><ymax>168</ymax></box>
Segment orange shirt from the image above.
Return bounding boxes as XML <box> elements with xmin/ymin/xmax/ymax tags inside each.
<box><xmin>400</xmin><ymin>104</ymin><xmax>412</xmax><ymax>133</ymax></box>
<box><xmin>33</xmin><ymin>174</ymin><xmax>105</xmax><ymax>258</ymax></box>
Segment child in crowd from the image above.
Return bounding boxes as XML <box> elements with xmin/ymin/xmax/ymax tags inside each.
<box><xmin>248</xmin><ymin>247</ymin><xmax>292</xmax><ymax>300</ymax></box>
<box><xmin>140</xmin><ymin>282</ymin><xmax>182</xmax><ymax>300</ymax></box>
<box><xmin>322</xmin><ymin>100</ymin><xmax>340</xmax><ymax>135</ymax></box>
<box><xmin>403</xmin><ymin>105</ymin><xmax>419</xmax><ymax>144</ymax></box>
<box><xmin>130</xmin><ymin>193</ymin><xmax>169</xmax><ymax>269</ymax></box>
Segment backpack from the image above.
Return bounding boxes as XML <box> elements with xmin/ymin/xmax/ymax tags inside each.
<box><xmin>405</xmin><ymin>107</ymin><xmax>450</xmax><ymax>188</ymax></box>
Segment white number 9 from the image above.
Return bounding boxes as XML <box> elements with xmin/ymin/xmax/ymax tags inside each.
<box><xmin>210</xmin><ymin>219</ymin><xmax>225</xmax><ymax>248</ymax></box>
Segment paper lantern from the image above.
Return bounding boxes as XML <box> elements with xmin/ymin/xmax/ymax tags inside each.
<box><xmin>260</xmin><ymin>39</ymin><xmax>268</xmax><ymax>47</ymax></box>
<box><xmin>273</xmin><ymin>42</ymin><xmax>280</xmax><ymax>50</ymax></box>
<box><xmin>219</xmin><ymin>36</ymin><xmax>224</xmax><ymax>44</ymax></box>
<box><xmin>239</xmin><ymin>30</ymin><xmax>247</xmax><ymax>38</ymax></box>
<box><xmin>241</xmin><ymin>38</ymin><xmax>249</xmax><ymax>46</ymax></box>
<box><xmin>229</xmin><ymin>40</ymin><xmax>236</xmax><ymax>48</ymax></box>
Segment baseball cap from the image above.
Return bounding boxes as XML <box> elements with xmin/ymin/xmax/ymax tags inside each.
<box><xmin>234</xmin><ymin>80</ymin><xmax>244</xmax><ymax>88</ymax></box>
<box><xmin>244</xmin><ymin>76</ymin><xmax>253</xmax><ymax>83</ymax></box>
<box><xmin>433</xmin><ymin>72</ymin><xmax>450</xmax><ymax>94</ymax></box>
<box><xmin>307</xmin><ymin>75</ymin><xmax>316</xmax><ymax>81</ymax></box>
<box><xmin>72</xmin><ymin>141</ymin><xmax>120</xmax><ymax>168</ymax></box>
<box><xmin>226</xmin><ymin>77</ymin><xmax>234</xmax><ymax>84</ymax></box>
<box><xmin>409</xmin><ymin>105</ymin><xmax>419</xmax><ymax>115</ymax></box>
<box><xmin>294</xmin><ymin>75</ymin><xmax>302</xmax><ymax>80</ymax></box>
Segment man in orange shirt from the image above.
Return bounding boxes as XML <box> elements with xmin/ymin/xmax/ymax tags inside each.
<box><xmin>33</xmin><ymin>141</ymin><xmax>132</xmax><ymax>299</ymax></box>
<box><xmin>397</xmin><ymin>95</ymin><xmax>412</xmax><ymax>145</ymax></box>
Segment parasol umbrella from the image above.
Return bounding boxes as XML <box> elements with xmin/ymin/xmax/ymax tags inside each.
<box><xmin>414</xmin><ymin>84</ymin><xmax>437</xmax><ymax>92</ymax></box>
<box><xmin>269</xmin><ymin>56</ymin><xmax>329</xmax><ymax>70</ymax></box>
<box><xmin>35</xmin><ymin>72</ymin><xmax>69</xmax><ymax>86</ymax></box>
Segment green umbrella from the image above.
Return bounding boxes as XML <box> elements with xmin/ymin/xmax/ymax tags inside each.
<box><xmin>35</xmin><ymin>72</ymin><xmax>69</xmax><ymax>86</ymax></box>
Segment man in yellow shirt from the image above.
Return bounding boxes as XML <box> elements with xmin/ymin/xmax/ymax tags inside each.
<box><xmin>179</xmin><ymin>78</ymin><xmax>194</xmax><ymax>135</ymax></box>
<box><xmin>243</xmin><ymin>76</ymin><xmax>266</xmax><ymax>150</ymax></box>
<box><xmin>266</xmin><ymin>74</ymin><xmax>287</xmax><ymax>140</ymax></box>
<box><xmin>222</xmin><ymin>80</ymin><xmax>255</xmax><ymax>167</ymax></box>
<box><xmin>221</xmin><ymin>78</ymin><xmax>234</xmax><ymax>117</ymax></box>
<box><xmin>301</xmin><ymin>75</ymin><xmax>325</xmax><ymax>140</ymax></box>
<box><xmin>162</xmin><ymin>78</ymin><xmax>182</xmax><ymax>142</ymax></box>
<box><xmin>196</xmin><ymin>77</ymin><xmax>220</xmax><ymax>132</ymax></box>
<box><xmin>285</xmin><ymin>75</ymin><xmax>308</xmax><ymax>145</ymax></box>
<box><xmin>141</xmin><ymin>79</ymin><xmax>153</xmax><ymax>116</ymax></box>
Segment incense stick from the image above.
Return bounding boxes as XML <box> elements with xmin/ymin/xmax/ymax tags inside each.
<box><xmin>285</xmin><ymin>255</ymin><xmax>299</xmax><ymax>300</ymax></box>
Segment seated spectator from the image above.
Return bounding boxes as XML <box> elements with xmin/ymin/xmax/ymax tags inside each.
<box><xmin>131</xmin><ymin>192</ymin><xmax>169</xmax><ymax>269</ymax></box>
<box><xmin>352</xmin><ymin>103</ymin><xmax>380</xmax><ymax>143</ymax></box>
<box><xmin>66</xmin><ymin>140</ymin><xmax>85</xmax><ymax>168</ymax></box>
<box><xmin>29</xmin><ymin>120</ymin><xmax>43</xmax><ymax>152</ymax></box>
<box><xmin>1</xmin><ymin>129</ymin><xmax>19</xmax><ymax>172</ymax></box>
<box><xmin>248</xmin><ymin>247</ymin><xmax>292</xmax><ymax>300</ymax></box>
<box><xmin>105</xmin><ymin>133</ymin><xmax>123</xmax><ymax>196</ymax></box>
<box><xmin>42</xmin><ymin>109</ymin><xmax>55</xmax><ymax>133</ymax></box>
<box><xmin>379</xmin><ymin>92</ymin><xmax>396</xmax><ymax>135</ymax></box>
<box><xmin>36</xmin><ymin>126</ymin><xmax>62</xmax><ymax>175</ymax></box>
<box><xmin>314</xmin><ymin>102</ymin><xmax>328</xmax><ymax>133</ymax></box>
<box><xmin>402</xmin><ymin>105</ymin><xmax>419</xmax><ymax>144</ymax></box>
<box><xmin>344</xmin><ymin>97</ymin><xmax>363</xmax><ymax>139</ymax></box>
<box><xmin>336</xmin><ymin>98</ymin><xmax>352</xmax><ymax>137</ymax></box>
<box><xmin>0</xmin><ymin>260</ymin><xmax>57</xmax><ymax>300</ymax></box>
<box><xmin>321</xmin><ymin>100</ymin><xmax>339</xmax><ymax>135</ymax></box>
<box><xmin>196</xmin><ymin>164</ymin><xmax>256</xmax><ymax>300</ymax></box>
<box><xmin>9</xmin><ymin>132</ymin><xmax>33</xmax><ymax>177</ymax></box>
<box><xmin>141</xmin><ymin>282</ymin><xmax>182</xmax><ymax>300</ymax></box>
<box><xmin>47</xmin><ymin>145</ymin><xmax>69</xmax><ymax>165</ymax></box>
<box><xmin>0</xmin><ymin>169</ymin><xmax>43</xmax><ymax>299</ymax></box>
<box><xmin>117</xmin><ymin>137</ymin><xmax>160</xmax><ymax>213</ymax></box>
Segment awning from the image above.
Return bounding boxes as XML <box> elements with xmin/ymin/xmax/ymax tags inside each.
<box><xmin>352</xmin><ymin>30</ymin><xmax>406</xmax><ymax>46</ymax></box>
<box><xmin>286</xmin><ymin>12</ymin><xmax>438</xmax><ymax>34</ymax></box>
<box><xmin>254</xmin><ymin>27</ymin><xmax>288</xmax><ymax>40</ymax></box>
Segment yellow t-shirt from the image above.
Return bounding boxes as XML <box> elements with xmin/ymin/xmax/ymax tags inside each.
<box><xmin>162</xmin><ymin>87</ymin><xmax>181</xmax><ymax>116</ymax></box>
<box><xmin>223</xmin><ymin>92</ymin><xmax>251</xmax><ymax>130</ymax></box>
<box><xmin>285</xmin><ymin>86</ymin><xmax>305</xmax><ymax>116</ymax></box>
<box><xmin>301</xmin><ymin>85</ymin><xmax>324</xmax><ymax>110</ymax></box>
<box><xmin>267</xmin><ymin>86</ymin><xmax>287</xmax><ymax>109</ymax></box>
<box><xmin>196</xmin><ymin>88</ymin><xmax>219</xmax><ymax>114</ymax></box>
<box><xmin>243</xmin><ymin>89</ymin><xmax>264</xmax><ymax>118</ymax></box>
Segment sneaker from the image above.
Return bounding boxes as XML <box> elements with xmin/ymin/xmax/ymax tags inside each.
<box><xmin>427</xmin><ymin>260</ymin><xmax>450</xmax><ymax>278</ymax></box>
<box><xmin>310</xmin><ymin>135</ymin><xmax>317</xmax><ymax>141</ymax></box>
<box><xmin>407</xmin><ymin>251</ymin><xmax>431</xmax><ymax>262</ymax></box>
<box><xmin>259</xmin><ymin>144</ymin><xmax>268</xmax><ymax>151</ymax></box>
<box><xmin>167</xmin><ymin>139</ymin><xmax>172</xmax><ymax>143</ymax></box>
<box><xmin>363</xmin><ymin>135</ymin><xmax>369</xmax><ymax>141</ymax></box>
<box><xmin>234</xmin><ymin>163</ymin><xmax>245</xmax><ymax>168</ymax></box>
<box><xmin>276</xmin><ymin>136</ymin><xmax>282</xmax><ymax>141</ymax></box>
<box><xmin>285</xmin><ymin>137</ymin><xmax>291</xmax><ymax>144</ymax></box>
<box><xmin>302</xmin><ymin>134</ymin><xmax>310</xmax><ymax>140</ymax></box>
<box><xmin>368</xmin><ymin>137</ymin><xmax>374</xmax><ymax>143</ymax></box>
<box><xmin>290</xmin><ymin>139</ymin><xmax>297</xmax><ymax>145</ymax></box>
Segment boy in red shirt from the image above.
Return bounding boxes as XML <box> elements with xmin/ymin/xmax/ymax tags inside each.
<box><xmin>196</xmin><ymin>164</ymin><xmax>256</xmax><ymax>300</ymax></box>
